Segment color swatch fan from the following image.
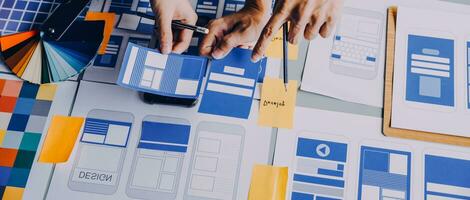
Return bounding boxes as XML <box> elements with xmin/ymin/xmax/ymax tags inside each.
<box><xmin>0</xmin><ymin>0</ymin><xmax>104</xmax><ymax>84</ymax></box>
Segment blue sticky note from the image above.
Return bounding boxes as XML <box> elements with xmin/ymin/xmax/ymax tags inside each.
<box><xmin>198</xmin><ymin>48</ymin><xmax>260</xmax><ymax>119</ymax></box>
<box><xmin>117</xmin><ymin>42</ymin><xmax>207</xmax><ymax>100</ymax></box>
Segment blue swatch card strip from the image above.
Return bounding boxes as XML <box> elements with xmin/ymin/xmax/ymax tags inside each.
<box><xmin>117</xmin><ymin>42</ymin><xmax>207</xmax><ymax>99</ymax></box>
<box><xmin>198</xmin><ymin>48</ymin><xmax>260</xmax><ymax>119</ymax></box>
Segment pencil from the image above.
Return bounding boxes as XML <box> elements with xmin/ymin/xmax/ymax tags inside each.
<box><xmin>282</xmin><ymin>22</ymin><xmax>288</xmax><ymax>91</ymax></box>
<box><xmin>136</xmin><ymin>12</ymin><xmax>209</xmax><ymax>34</ymax></box>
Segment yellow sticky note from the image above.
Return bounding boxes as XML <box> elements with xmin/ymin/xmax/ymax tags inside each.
<box><xmin>265</xmin><ymin>27</ymin><xmax>299</xmax><ymax>60</ymax></box>
<box><xmin>39</xmin><ymin>115</ymin><xmax>84</xmax><ymax>163</ymax></box>
<box><xmin>248</xmin><ymin>164</ymin><xmax>288</xmax><ymax>200</ymax></box>
<box><xmin>85</xmin><ymin>12</ymin><xmax>116</xmax><ymax>55</ymax></box>
<box><xmin>3</xmin><ymin>186</ymin><xmax>24</xmax><ymax>200</ymax></box>
<box><xmin>258</xmin><ymin>77</ymin><xmax>298</xmax><ymax>129</ymax></box>
<box><xmin>36</xmin><ymin>84</ymin><xmax>57</xmax><ymax>101</ymax></box>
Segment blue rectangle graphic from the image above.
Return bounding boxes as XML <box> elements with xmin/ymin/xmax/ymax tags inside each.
<box><xmin>405</xmin><ymin>34</ymin><xmax>454</xmax><ymax>107</ymax></box>
<box><xmin>198</xmin><ymin>48</ymin><xmax>260</xmax><ymax>119</ymax></box>
<box><xmin>425</xmin><ymin>155</ymin><xmax>470</xmax><ymax>200</ymax></box>
<box><xmin>296</xmin><ymin>137</ymin><xmax>347</xmax><ymax>162</ymax></box>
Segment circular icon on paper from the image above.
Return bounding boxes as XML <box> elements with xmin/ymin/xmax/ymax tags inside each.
<box><xmin>316</xmin><ymin>144</ymin><xmax>330</xmax><ymax>157</ymax></box>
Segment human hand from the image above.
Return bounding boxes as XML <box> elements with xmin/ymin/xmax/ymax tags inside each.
<box><xmin>199</xmin><ymin>2</ymin><xmax>270</xmax><ymax>59</ymax></box>
<box><xmin>151</xmin><ymin>0</ymin><xmax>198</xmax><ymax>54</ymax></box>
<box><xmin>252</xmin><ymin>0</ymin><xmax>343</xmax><ymax>62</ymax></box>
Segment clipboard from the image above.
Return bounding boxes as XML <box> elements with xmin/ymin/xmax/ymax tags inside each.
<box><xmin>382</xmin><ymin>6</ymin><xmax>470</xmax><ymax>147</ymax></box>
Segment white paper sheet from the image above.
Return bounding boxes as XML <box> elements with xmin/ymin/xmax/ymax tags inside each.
<box><xmin>46</xmin><ymin>80</ymin><xmax>274</xmax><ymax>200</ymax></box>
<box><xmin>391</xmin><ymin>6</ymin><xmax>470</xmax><ymax>137</ymax></box>
<box><xmin>274</xmin><ymin>106</ymin><xmax>470</xmax><ymax>200</ymax></box>
<box><xmin>300</xmin><ymin>0</ymin><xmax>391</xmax><ymax>107</ymax></box>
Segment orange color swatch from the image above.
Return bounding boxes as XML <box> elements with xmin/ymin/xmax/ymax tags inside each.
<box><xmin>0</xmin><ymin>30</ymin><xmax>38</xmax><ymax>51</ymax></box>
<box><xmin>85</xmin><ymin>12</ymin><xmax>116</xmax><ymax>55</ymax></box>
<box><xmin>0</xmin><ymin>148</ymin><xmax>18</xmax><ymax>167</ymax></box>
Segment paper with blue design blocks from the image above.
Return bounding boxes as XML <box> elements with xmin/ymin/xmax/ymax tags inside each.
<box><xmin>117</xmin><ymin>42</ymin><xmax>207</xmax><ymax>101</ymax></box>
<box><xmin>391</xmin><ymin>6</ymin><xmax>470</xmax><ymax>138</ymax></box>
<box><xmin>198</xmin><ymin>48</ymin><xmax>261</xmax><ymax>119</ymax></box>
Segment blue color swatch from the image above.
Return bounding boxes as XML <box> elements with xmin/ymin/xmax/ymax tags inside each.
<box><xmin>138</xmin><ymin>120</ymin><xmax>191</xmax><ymax>153</ymax></box>
<box><xmin>118</xmin><ymin>42</ymin><xmax>207</xmax><ymax>100</ymax></box>
<box><xmin>406</xmin><ymin>35</ymin><xmax>454</xmax><ymax>107</ymax></box>
<box><xmin>198</xmin><ymin>48</ymin><xmax>260</xmax><ymax>119</ymax></box>
<box><xmin>93</xmin><ymin>35</ymin><xmax>123</xmax><ymax>68</ymax></box>
<box><xmin>425</xmin><ymin>155</ymin><xmax>470</xmax><ymax>200</ymax></box>
<box><xmin>358</xmin><ymin>146</ymin><xmax>411</xmax><ymax>200</ymax></box>
<box><xmin>291</xmin><ymin>138</ymin><xmax>347</xmax><ymax>200</ymax></box>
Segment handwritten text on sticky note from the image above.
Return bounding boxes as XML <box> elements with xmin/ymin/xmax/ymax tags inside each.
<box><xmin>258</xmin><ymin>77</ymin><xmax>298</xmax><ymax>129</ymax></box>
<box><xmin>265</xmin><ymin>26</ymin><xmax>299</xmax><ymax>60</ymax></box>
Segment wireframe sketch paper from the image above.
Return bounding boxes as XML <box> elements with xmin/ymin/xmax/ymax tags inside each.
<box><xmin>391</xmin><ymin>6</ymin><xmax>470</xmax><ymax>137</ymax></box>
<box><xmin>274</xmin><ymin>106</ymin><xmax>470</xmax><ymax>200</ymax></box>
<box><xmin>300</xmin><ymin>1</ymin><xmax>387</xmax><ymax>107</ymax></box>
<box><xmin>46</xmin><ymin>80</ymin><xmax>274</xmax><ymax>200</ymax></box>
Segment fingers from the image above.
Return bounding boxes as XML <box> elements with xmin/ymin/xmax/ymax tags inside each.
<box><xmin>304</xmin><ymin>14</ymin><xmax>325</xmax><ymax>40</ymax></box>
<box><xmin>199</xmin><ymin>21</ymin><xmax>223</xmax><ymax>57</ymax></box>
<box><xmin>156</xmin><ymin>12</ymin><xmax>173</xmax><ymax>54</ymax></box>
<box><xmin>319</xmin><ymin>16</ymin><xmax>335</xmax><ymax>38</ymax></box>
<box><xmin>252</xmin><ymin>11</ymin><xmax>288</xmax><ymax>62</ymax></box>
<box><xmin>212</xmin><ymin>31</ymin><xmax>242</xmax><ymax>59</ymax></box>
<box><xmin>172</xmin><ymin>12</ymin><xmax>197</xmax><ymax>53</ymax></box>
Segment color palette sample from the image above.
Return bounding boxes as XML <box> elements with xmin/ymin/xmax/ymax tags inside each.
<box><xmin>0</xmin><ymin>78</ymin><xmax>57</xmax><ymax>200</ymax></box>
<box><xmin>0</xmin><ymin>20</ymin><xmax>104</xmax><ymax>84</ymax></box>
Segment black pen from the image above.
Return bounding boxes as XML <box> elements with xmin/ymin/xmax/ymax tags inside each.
<box><xmin>135</xmin><ymin>12</ymin><xmax>209</xmax><ymax>34</ymax></box>
<box><xmin>282</xmin><ymin>22</ymin><xmax>288</xmax><ymax>91</ymax></box>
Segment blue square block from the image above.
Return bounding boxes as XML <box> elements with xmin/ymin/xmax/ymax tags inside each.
<box><xmin>363</xmin><ymin>150</ymin><xmax>389</xmax><ymax>172</ymax></box>
<box><xmin>0</xmin><ymin>166</ymin><xmax>11</xmax><ymax>186</ymax></box>
<box><xmin>13</xmin><ymin>98</ymin><xmax>35</xmax><ymax>115</ymax></box>
<box><xmin>14</xmin><ymin>1</ymin><xmax>27</xmax><ymax>9</ymax></box>
<box><xmin>18</xmin><ymin>83</ymin><xmax>39</xmax><ymax>98</ymax></box>
<box><xmin>7</xmin><ymin>114</ymin><xmax>29</xmax><ymax>132</ymax></box>
<box><xmin>0</xmin><ymin>9</ymin><xmax>10</xmax><ymax>19</ymax></box>
<box><xmin>22</xmin><ymin>12</ymin><xmax>35</xmax><ymax>21</ymax></box>
<box><xmin>26</xmin><ymin>2</ymin><xmax>39</xmax><ymax>11</ymax></box>
<box><xmin>2</xmin><ymin>0</ymin><xmax>15</xmax><ymax>8</ymax></box>
<box><xmin>6</xmin><ymin>21</ymin><xmax>18</xmax><ymax>31</ymax></box>
<box><xmin>7</xmin><ymin>168</ymin><xmax>29</xmax><ymax>187</ymax></box>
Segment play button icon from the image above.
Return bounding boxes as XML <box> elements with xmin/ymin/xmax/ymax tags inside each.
<box><xmin>316</xmin><ymin>144</ymin><xmax>330</xmax><ymax>157</ymax></box>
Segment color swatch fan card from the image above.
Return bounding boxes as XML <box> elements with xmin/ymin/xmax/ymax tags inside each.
<box><xmin>117</xmin><ymin>42</ymin><xmax>207</xmax><ymax>100</ymax></box>
<box><xmin>0</xmin><ymin>0</ymin><xmax>105</xmax><ymax>84</ymax></box>
<box><xmin>198</xmin><ymin>48</ymin><xmax>261</xmax><ymax>119</ymax></box>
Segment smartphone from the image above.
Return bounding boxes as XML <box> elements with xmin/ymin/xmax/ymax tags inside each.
<box><xmin>329</xmin><ymin>7</ymin><xmax>384</xmax><ymax>80</ymax></box>
<box><xmin>68</xmin><ymin>109</ymin><xmax>134</xmax><ymax>194</ymax></box>
<box><xmin>184</xmin><ymin>121</ymin><xmax>245</xmax><ymax>200</ymax></box>
<box><xmin>126</xmin><ymin>115</ymin><xmax>191</xmax><ymax>199</ymax></box>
